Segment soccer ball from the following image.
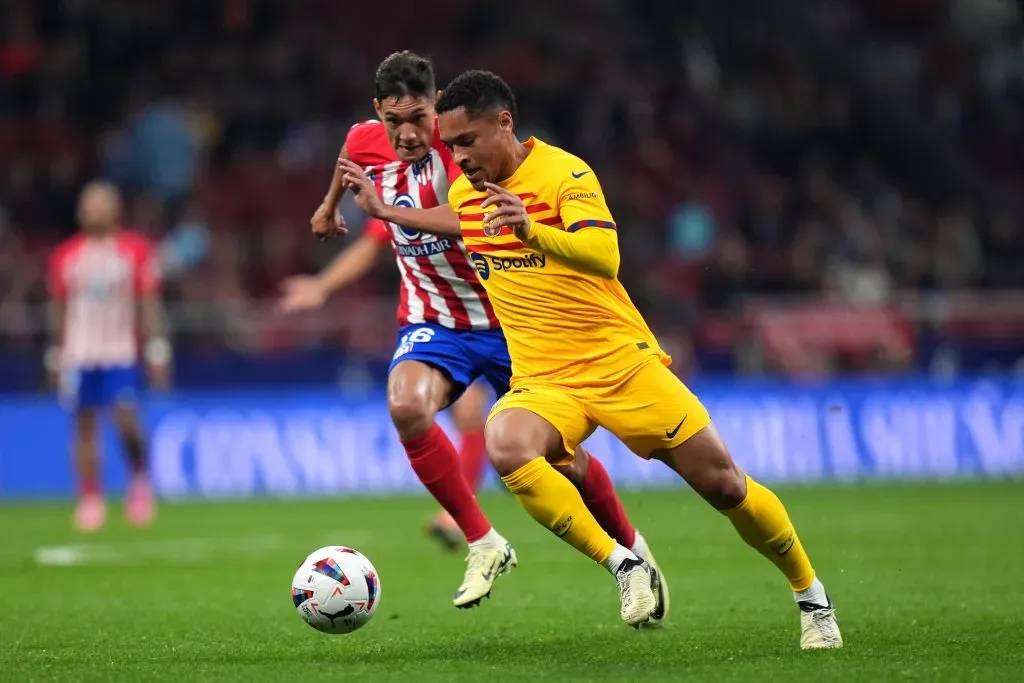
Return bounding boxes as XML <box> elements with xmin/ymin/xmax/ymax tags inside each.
<box><xmin>291</xmin><ymin>546</ymin><xmax>381</xmax><ymax>635</ymax></box>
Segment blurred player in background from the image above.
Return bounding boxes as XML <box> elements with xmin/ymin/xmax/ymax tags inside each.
<box><xmin>341</xmin><ymin>69</ymin><xmax>842</xmax><ymax>647</ymax></box>
<box><xmin>291</xmin><ymin>51</ymin><xmax>663</xmax><ymax>614</ymax></box>
<box><xmin>47</xmin><ymin>181</ymin><xmax>170</xmax><ymax>532</ymax></box>
<box><xmin>280</xmin><ymin>220</ymin><xmax>491</xmax><ymax>551</ymax></box>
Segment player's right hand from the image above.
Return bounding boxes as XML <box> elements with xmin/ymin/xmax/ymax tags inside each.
<box><xmin>278</xmin><ymin>275</ymin><xmax>328</xmax><ymax>312</ymax></box>
<box><xmin>311</xmin><ymin>201</ymin><xmax>348</xmax><ymax>240</ymax></box>
<box><xmin>338</xmin><ymin>160</ymin><xmax>386</xmax><ymax>219</ymax></box>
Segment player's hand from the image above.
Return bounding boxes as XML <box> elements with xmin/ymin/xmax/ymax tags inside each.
<box><xmin>311</xmin><ymin>201</ymin><xmax>348</xmax><ymax>241</ymax></box>
<box><xmin>338</xmin><ymin>160</ymin><xmax>386</xmax><ymax>219</ymax></box>
<box><xmin>147</xmin><ymin>362</ymin><xmax>171</xmax><ymax>391</ymax></box>
<box><xmin>481</xmin><ymin>183</ymin><xmax>531</xmax><ymax>241</ymax></box>
<box><xmin>278</xmin><ymin>275</ymin><xmax>328</xmax><ymax>312</ymax></box>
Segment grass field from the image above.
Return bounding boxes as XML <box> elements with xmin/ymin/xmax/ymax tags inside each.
<box><xmin>2</xmin><ymin>482</ymin><xmax>1023</xmax><ymax>682</ymax></box>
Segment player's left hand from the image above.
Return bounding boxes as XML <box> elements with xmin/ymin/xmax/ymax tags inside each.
<box><xmin>147</xmin><ymin>362</ymin><xmax>171</xmax><ymax>391</ymax></box>
<box><xmin>481</xmin><ymin>183</ymin><xmax>531</xmax><ymax>241</ymax></box>
<box><xmin>338</xmin><ymin>159</ymin><xmax>387</xmax><ymax>219</ymax></box>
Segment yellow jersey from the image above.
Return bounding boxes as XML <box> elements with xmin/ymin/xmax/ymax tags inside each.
<box><xmin>449</xmin><ymin>137</ymin><xmax>669</xmax><ymax>386</ymax></box>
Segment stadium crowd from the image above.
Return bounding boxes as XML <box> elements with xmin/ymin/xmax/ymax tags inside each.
<box><xmin>1</xmin><ymin>0</ymin><xmax>1022</xmax><ymax>361</ymax></box>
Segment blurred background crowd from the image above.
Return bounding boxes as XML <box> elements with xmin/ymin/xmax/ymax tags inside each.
<box><xmin>2</xmin><ymin>0</ymin><xmax>1023</xmax><ymax>388</ymax></box>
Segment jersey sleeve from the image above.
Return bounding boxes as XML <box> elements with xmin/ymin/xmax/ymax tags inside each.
<box><xmin>556</xmin><ymin>165</ymin><xmax>617</xmax><ymax>233</ymax></box>
<box><xmin>344</xmin><ymin>120</ymin><xmax>381</xmax><ymax>166</ymax></box>
<box><xmin>365</xmin><ymin>218</ymin><xmax>391</xmax><ymax>244</ymax></box>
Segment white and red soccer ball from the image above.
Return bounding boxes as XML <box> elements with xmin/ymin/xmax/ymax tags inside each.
<box><xmin>291</xmin><ymin>546</ymin><xmax>381</xmax><ymax>635</ymax></box>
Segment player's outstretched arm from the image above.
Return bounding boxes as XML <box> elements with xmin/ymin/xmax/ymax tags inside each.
<box><xmin>279</xmin><ymin>234</ymin><xmax>386</xmax><ymax>312</ymax></box>
<box><xmin>140</xmin><ymin>293</ymin><xmax>171</xmax><ymax>388</ymax></box>
<box><xmin>482</xmin><ymin>183</ymin><xmax>620</xmax><ymax>279</ymax></box>
<box><xmin>135</xmin><ymin>243</ymin><xmax>172</xmax><ymax>388</ymax></box>
<box><xmin>338</xmin><ymin>159</ymin><xmax>462</xmax><ymax>238</ymax></box>
<box><xmin>45</xmin><ymin>298</ymin><xmax>65</xmax><ymax>387</ymax></box>
<box><xmin>45</xmin><ymin>249</ymin><xmax>67</xmax><ymax>386</ymax></box>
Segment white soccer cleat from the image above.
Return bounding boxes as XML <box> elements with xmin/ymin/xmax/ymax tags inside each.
<box><xmin>615</xmin><ymin>558</ymin><xmax>658</xmax><ymax>628</ymax></box>
<box><xmin>631</xmin><ymin>533</ymin><xmax>668</xmax><ymax>627</ymax></box>
<box><xmin>74</xmin><ymin>494</ymin><xmax>106</xmax><ymax>532</ymax></box>
<box><xmin>799</xmin><ymin>597</ymin><xmax>844</xmax><ymax>650</ymax></box>
<box><xmin>453</xmin><ymin>542</ymin><xmax>517</xmax><ymax>608</ymax></box>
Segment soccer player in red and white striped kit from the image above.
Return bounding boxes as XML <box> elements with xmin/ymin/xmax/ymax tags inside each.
<box><xmin>48</xmin><ymin>181</ymin><xmax>170</xmax><ymax>531</ymax></box>
<box><xmin>280</xmin><ymin>51</ymin><xmax>665</xmax><ymax>613</ymax></box>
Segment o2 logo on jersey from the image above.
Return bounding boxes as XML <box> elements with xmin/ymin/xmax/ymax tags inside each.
<box><xmin>471</xmin><ymin>253</ymin><xmax>491</xmax><ymax>280</ymax></box>
<box><xmin>391</xmin><ymin>193</ymin><xmax>422</xmax><ymax>241</ymax></box>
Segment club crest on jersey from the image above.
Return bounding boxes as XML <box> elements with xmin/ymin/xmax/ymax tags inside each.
<box><xmin>411</xmin><ymin>156</ymin><xmax>433</xmax><ymax>186</ymax></box>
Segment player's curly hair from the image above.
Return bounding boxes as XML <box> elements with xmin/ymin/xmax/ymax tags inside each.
<box><xmin>374</xmin><ymin>51</ymin><xmax>436</xmax><ymax>101</ymax></box>
<box><xmin>436</xmin><ymin>70</ymin><xmax>518</xmax><ymax>124</ymax></box>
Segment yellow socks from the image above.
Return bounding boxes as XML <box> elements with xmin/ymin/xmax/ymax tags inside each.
<box><xmin>502</xmin><ymin>457</ymin><xmax>617</xmax><ymax>564</ymax></box>
<box><xmin>723</xmin><ymin>475</ymin><xmax>816</xmax><ymax>591</ymax></box>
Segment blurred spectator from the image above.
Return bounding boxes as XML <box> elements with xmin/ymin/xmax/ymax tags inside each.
<box><xmin>0</xmin><ymin>0</ymin><xmax>1021</xmax><ymax>371</ymax></box>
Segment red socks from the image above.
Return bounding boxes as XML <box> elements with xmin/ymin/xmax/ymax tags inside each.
<box><xmin>404</xmin><ymin>427</ymin><xmax>633</xmax><ymax>549</ymax></box>
<box><xmin>402</xmin><ymin>424</ymin><xmax>492</xmax><ymax>543</ymax></box>
<box><xmin>458</xmin><ymin>429</ymin><xmax>489</xmax><ymax>491</ymax></box>
<box><xmin>579</xmin><ymin>452</ymin><xmax>636</xmax><ymax>548</ymax></box>
<box><xmin>80</xmin><ymin>476</ymin><xmax>101</xmax><ymax>497</ymax></box>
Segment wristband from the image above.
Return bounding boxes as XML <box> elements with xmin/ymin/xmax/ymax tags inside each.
<box><xmin>145</xmin><ymin>338</ymin><xmax>172</xmax><ymax>365</ymax></box>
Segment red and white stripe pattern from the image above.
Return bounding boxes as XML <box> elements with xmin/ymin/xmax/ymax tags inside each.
<box><xmin>49</xmin><ymin>232</ymin><xmax>159</xmax><ymax>368</ymax></box>
<box><xmin>349</xmin><ymin>121</ymin><xmax>497</xmax><ymax>331</ymax></box>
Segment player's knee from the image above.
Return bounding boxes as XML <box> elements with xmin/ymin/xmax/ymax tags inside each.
<box><xmin>388</xmin><ymin>393</ymin><xmax>437</xmax><ymax>439</ymax></box>
<box><xmin>74</xmin><ymin>410</ymin><xmax>100</xmax><ymax>439</ymax></box>
<box><xmin>485</xmin><ymin>420</ymin><xmax>538</xmax><ymax>477</ymax></box>
<box><xmin>703</xmin><ymin>467</ymin><xmax>747</xmax><ymax>510</ymax></box>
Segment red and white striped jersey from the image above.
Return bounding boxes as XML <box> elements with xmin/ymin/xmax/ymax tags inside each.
<box><xmin>347</xmin><ymin>120</ymin><xmax>498</xmax><ymax>330</ymax></box>
<box><xmin>48</xmin><ymin>231</ymin><xmax>160</xmax><ymax>368</ymax></box>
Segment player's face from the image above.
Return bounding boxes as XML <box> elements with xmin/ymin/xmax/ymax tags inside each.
<box><xmin>375</xmin><ymin>96</ymin><xmax>436</xmax><ymax>162</ymax></box>
<box><xmin>439</xmin><ymin>108</ymin><xmax>513</xmax><ymax>191</ymax></box>
<box><xmin>77</xmin><ymin>185</ymin><xmax>122</xmax><ymax>235</ymax></box>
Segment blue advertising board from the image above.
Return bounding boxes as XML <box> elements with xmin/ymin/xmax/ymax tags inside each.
<box><xmin>2</xmin><ymin>379</ymin><xmax>1023</xmax><ymax>499</ymax></box>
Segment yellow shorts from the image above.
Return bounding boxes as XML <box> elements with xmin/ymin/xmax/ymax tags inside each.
<box><xmin>489</xmin><ymin>357</ymin><xmax>711</xmax><ymax>463</ymax></box>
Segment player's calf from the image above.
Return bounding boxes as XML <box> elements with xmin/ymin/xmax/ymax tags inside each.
<box><xmin>656</xmin><ymin>424</ymin><xmax>842</xmax><ymax>649</ymax></box>
<box><xmin>388</xmin><ymin>360</ymin><xmax>513</xmax><ymax>607</ymax></box>
<box><xmin>490</xmin><ymin>409</ymin><xmax>658</xmax><ymax>626</ymax></box>
<box><xmin>387</xmin><ymin>361</ymin><xmax>495</xmax><ymax>542</ymax></box>
<box><xmin>113</xmin><ymin>404</ymin><xmax>155</xmax><ymax>527</ymax></box>
<box><xmin>113</xmin><ymin>404</ymin><xmax>148</xmax><ymax>476</ymax></box>
<box><xmin>72</xmin><ymin>409</ymin><xmax>105</xmax><ymax>531</ymax></box>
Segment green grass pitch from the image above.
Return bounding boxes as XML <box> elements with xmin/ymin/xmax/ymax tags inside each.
<box><xmin>2</xmin><ymin>482</ymin><xmax>1023</xmax><ymax>682</ymax></box>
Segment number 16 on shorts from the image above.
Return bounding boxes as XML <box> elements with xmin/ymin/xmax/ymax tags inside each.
<box><xmin>393</xmin><ymin>326</ymin><xmax>436</xmax><ymax>360</ymax></box>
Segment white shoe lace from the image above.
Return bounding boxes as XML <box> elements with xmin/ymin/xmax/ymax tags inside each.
<box><xmin>808</xmin><ymin>607</ymin><xmax>840</xmax><ymax>643</ymax></box>
<box><xmin>465</xmin><ymin>546</ymin><xmax>496</xmax><ymax>579</ymax></box>
<box><xmin>617</xmin><ymin>564</ymin><xmax>650</xmax><ymax>618</ymax></box>
<box><xmin>802</xmin><ymin>610</ymin><xmax>843</xmax><ymax>647</ymax></box>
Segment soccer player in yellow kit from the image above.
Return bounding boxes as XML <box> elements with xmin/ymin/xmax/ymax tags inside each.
<box><xmin>339</xmin><ymin>70</ymin><xmax>842</xmax><ymax>648</ymax></box>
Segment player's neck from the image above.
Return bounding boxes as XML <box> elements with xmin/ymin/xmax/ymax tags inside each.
<box><xmin>496</xmin><ymin>140</ymin><xmax>531</xmax><ymax>183</ymax></box>
<box><xmin>83</xmin><ymin>229</ymin><xmax>117</xmax><ymax>242</ymax></box>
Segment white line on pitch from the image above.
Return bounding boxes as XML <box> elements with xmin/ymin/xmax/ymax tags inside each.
<box><xmin>34</xmin><ymin>530</ymin><xmax>372</xmax><ymax>567</ymax></box>
<box><xmin>33</xmin><ymin>534</ymin><xmax>287</xmax><ymax>567</ymax></box>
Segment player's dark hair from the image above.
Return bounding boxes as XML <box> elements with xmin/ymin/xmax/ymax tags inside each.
<box><xmin>435</xmin><ymin>70</ymin><xmax>518</xmax><ymax>124</ymax></box>
<box><xmin>374</xmin><ymin>51</ymin><xmax>436</xmax><ymax>101</ymax></box>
